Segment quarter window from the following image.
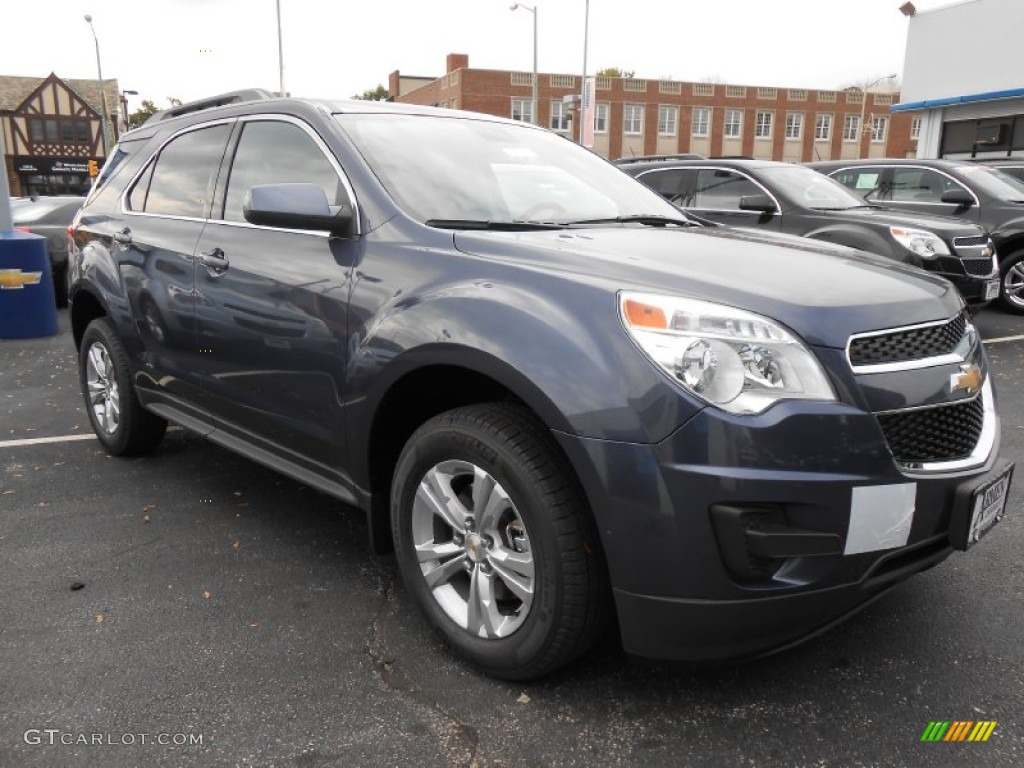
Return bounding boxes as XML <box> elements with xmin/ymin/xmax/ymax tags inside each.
<box><xmin>691</xmin><ymin>107</ymin><xmax>710</xmax><ymax>137</ymax></box>
<box><xmin>223</xmin><ymin>120</ymin><xmax>345</xmax><ymax>223</ymax></box>
<box><xmin>755</xmin><ymin>111</ymin><xmax>773</xmax><ymax>139</ymax></box>
<box><xmin>724</xmin><ymin>110</ymin><xmax>742</xmax><ymax>138</ymax></box>
<box><xmin>134</xmin><ymin>124</ymin><xmax>231</xmax><ymax>218</ymax></box>
<box><xmin>624</xmin><ymin>104</ymin><xmax>644</xmax><ymax>135</ymax></box>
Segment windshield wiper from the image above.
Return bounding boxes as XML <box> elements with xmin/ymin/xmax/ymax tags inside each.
<box><xmin>567</xmin><ymin>214</ymin><xmax>699</xmax><ymax>227</ymax></box>
<box><xmin>424</xmin><ymin>219</ymin><xmax>565</xmax><ymax>231</ymax></box>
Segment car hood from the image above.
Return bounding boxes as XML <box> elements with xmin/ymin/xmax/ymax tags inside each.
<box><xmin>808</xmin><ymin>206</ymin><xmax>986</xmax><ymax>235</ymax></box>
<box><xmin>453</xmin><ymin>225</ymin><xmax>962</xmax><ymax>349</ymax></box>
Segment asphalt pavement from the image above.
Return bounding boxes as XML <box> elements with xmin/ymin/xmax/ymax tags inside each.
<box><xmin>1</xmin><ymin>307</ymin><xmax>1022</xmax><ymax>768</ymax></box>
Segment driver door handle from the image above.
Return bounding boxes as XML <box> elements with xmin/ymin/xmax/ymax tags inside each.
<box><xmin>199</xmin><ymin>247</ymin><xmax>229</xmax><ymax>273</ymax></box>
<box><xmin>113</xmin><ymin>227</ymin><xmax>132</xmax><ymax>245</ymax></box>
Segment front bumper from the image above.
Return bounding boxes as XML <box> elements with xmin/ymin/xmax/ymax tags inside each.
<box><xmin>554</xmin><ymin>399</ymin><xmax>1005</xmax><ymax>662</ymax></box>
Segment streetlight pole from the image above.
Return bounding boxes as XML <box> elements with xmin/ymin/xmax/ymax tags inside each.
<box><xmin>84</xmin><ymin>14</ymin><xmax>113</xmax><ymax>157</ymax></box>
<box><xmin>511</xmin><ymin>3</ymin><xmax>538</xmax><ymax>126</ymax></box>
<box><xmin>859</xmin><ymin>73</ymin><xmax>897</xmax><ymax>159</ymax></box>
<box><xmin>276</xmin><ymin>0</ymin><xmax>286</xmax><ymax>96</ymax></box>
<box><xmin>580</xmin><ymin>0</ymin><xmax>590</xmax><ymax>144</ymax></box>
<box><xmin>121</xmin><ymin>89</ymin><xmax>138</xmax><ymax>131</ymax></box>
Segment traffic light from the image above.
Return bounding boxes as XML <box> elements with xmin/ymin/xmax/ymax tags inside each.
<box><xmin>87</xmin><ymin>159</ymin><xmax>99</xmax><ymax>177</ymax></box>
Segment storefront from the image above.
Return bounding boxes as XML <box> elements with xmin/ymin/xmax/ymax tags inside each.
<box><xmin>14</xmin><ymin>156</ymin><xmax>94</xmax><ymax>196</ymax></box>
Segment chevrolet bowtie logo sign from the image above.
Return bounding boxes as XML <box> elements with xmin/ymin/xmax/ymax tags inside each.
<box><xmin>950</xmin><ymin>364</ymin><xmax>983</xmax><ymax>396</ymax></box>
<box><xmin>0</xmin><ymin>269</ymin><xmax>43</xmax><ymax>290</ymax></box>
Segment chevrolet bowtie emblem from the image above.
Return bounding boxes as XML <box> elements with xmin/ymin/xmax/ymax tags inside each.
<box><xmin>950</xmin><ymin>364</ymin><xmax>983</xmax><ymax>396</ymax></box>
<box><xmin>0</xmin><ymin>269</ymin><xmax>43</xmax><ymax>289</ymax></box>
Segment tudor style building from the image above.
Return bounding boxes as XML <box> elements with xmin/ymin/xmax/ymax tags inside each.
<box><xmin>391</xmin><ymin>54</ymin><xmax>920</xmax><ymax>162</ymax></box>
<box><xmin>1</xmin><ymin>72</ymin><xmax>121</xmax><ymax>196</ymax></box>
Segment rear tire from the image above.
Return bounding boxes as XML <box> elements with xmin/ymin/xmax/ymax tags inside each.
<box><xmin>79</xmin><ymin>318</ymin><xmax>167</xmax><ymax>456</ymax></box>
<box><xmin>391</xmin><ymin>403</ymin><xmax>609</xmax><ymax>680</ymax></box>
<box><xmin>997</xmin><ymin>249</ymin><xmax>1024</xmax><ymax>314</ymax></box>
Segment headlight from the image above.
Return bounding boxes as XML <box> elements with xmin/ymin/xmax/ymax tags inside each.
<box><xmin>620</xmin><ymin>292</ymin><xmax>836</xmax><ymax>415</ymax></box>
<box><xmin>889</xmin><ymin>227</ymin><xmax>950</xmax><ymax>257</ymax></box>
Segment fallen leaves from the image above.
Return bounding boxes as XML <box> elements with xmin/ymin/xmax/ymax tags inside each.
<box><xmin>203</xmin><ymin>590</ymin><xmax>212</xmax><ymax>601</ymax></box>
<box><xmin>517</xmin><ymin>693</ymin><xmax>531</xmax><ymax>705</ymax></box>
<box><xmin>94</xmin><ymin>613</ymin><xmax>105</xmax><ymax>624</ymax></box>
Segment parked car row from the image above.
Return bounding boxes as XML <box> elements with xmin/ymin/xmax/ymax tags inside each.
<box><xmin>66</xmin><ymin>91</ymin><xmax>1012</xmax><ymax>680</ymax></box>
<box><xmin>619</xmin><ymin>154</ymin><xmax>1024</xmax><ymax>314</ymax></box>
<box><xmin>10</xmin><ymin>194</ymin><xmax>85</xmax><ymax>307</ymax></box>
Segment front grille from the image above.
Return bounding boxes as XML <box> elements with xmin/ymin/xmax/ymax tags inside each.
<box><xmin>876</xmin><ymin>396</ymin><xmax>985</xmax><ymax>464</ymax></box>
<box><xmin>962</xmin><ymin>257</ymin><xmax>995</xmax><ymax>276</ymax></box>
<box><xmin>952</xmin><ymin>235</ymin><xmax>988</xmax><ymax>248</ymax></box>
<box><xmin>849</xmin><ymin>313</ymin><xmax>967</xmax><ymax>366</ymax></box>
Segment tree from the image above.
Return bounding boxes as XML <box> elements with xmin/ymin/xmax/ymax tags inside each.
<box><xmin>595</xmin><ymin>67</ymin><xmax>635</xmax><ymax>79</ymax></box>
<box><xmin>126</xmin><ymin>97</ymin><xmax>183</xmax><ymax>129</ymax></box>
<box><xmin>352</xmin><ymin>84</ymin><xmax>390</xmax><ymax>101</ymax></box>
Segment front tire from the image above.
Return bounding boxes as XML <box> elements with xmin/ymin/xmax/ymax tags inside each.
<box><xmin>79</xmin><ymin>318</ymin><xmax>167</xmax><ymax>455</ymax></box>
<box><xmin>391</xmin><ymin>404</ymin><xmax>609</xmax><ymax>680</ymax></box>
<box><xmin>997</xmin><ymin>249</ymin><xmax>1024</xmax><ymax>314</ymax></box>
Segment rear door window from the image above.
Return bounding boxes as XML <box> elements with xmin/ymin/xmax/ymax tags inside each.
<box><xmin>132</xmin><ymin>124</ymin><xmax>231</xmax><ymax>218</ymax></box>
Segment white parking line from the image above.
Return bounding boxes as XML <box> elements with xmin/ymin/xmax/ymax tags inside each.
<box><xmin>0</xmin><ymin>434</ymin><xmax>96</xmax><ymax>449</ymax></box>
<box><xmin>984</xmin><ymin>334</ymin><xmax>1024</xmax><ymax>345</ymax></box>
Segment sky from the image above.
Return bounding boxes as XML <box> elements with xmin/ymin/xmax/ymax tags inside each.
<box><xmin>2</xmin><ymin>0</ymin><xmax>959</xmax><ymax>114</ymax></box>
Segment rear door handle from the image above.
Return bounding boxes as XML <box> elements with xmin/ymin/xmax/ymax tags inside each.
<box><xmin>113</xmin><ymin>227</ymin><xmax>132</xmax><ymax>245</ymax></box>
<box><xmin>199</xmin><ymin>248</ymin><xmax>229</xmax><ymax>273</ymax></box>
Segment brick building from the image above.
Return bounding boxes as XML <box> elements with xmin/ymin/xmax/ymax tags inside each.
<box><xmin>1</xmin><ymin>72</ymin><xmax>122</xmax><ymax>196</ymax></box>
<box><xmin>392</xmin><ymin>54</ymin><xmax>921</xmax><ymax>162</ymax></box>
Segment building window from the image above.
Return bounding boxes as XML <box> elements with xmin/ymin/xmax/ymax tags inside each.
<box><xmin>873</xmin><ymin>93</ymin><xmax>892</xmax><ymax>105</ymax></box>
<box><xmin>814</xmin><ymin>113</ymin><xmax>832</xmax><ymax>141</ymax></box>
<box><xmin>29</xmin><ymin>119</ymin><xmax>44</xmax><ymax>142</ymax></box>
<box><xmin>726</xmin><ymin>85</ymin><xmax>747</xmax><ymax>98</ymax></box>
<box><xmin>551</xmin><ymin>101</ymin><xmax>570</xmax><ymax>132</ymax></box>
<box><xmin>757</xmin><ymin>87</ymin><xmax>777</xmax><ymax>100</ymax></box>
<box><xmin>871</xmin><ymin>116</ymin><xmax>887</xmax><ymax>142</ymax></box>
<box><xmin>44</xmin><ymin>119</ymin><xmax>59</xmax><ymax>142</ymax></box>
<box><xmin>594</xmin><ymin>102</ymin><xmax>609</xmax><ymax>133</ymax></box>
<box><xmin>623</xmin><ymin>79</ymin><xmax>648</xmax><ymax>92</ymax></box>
<box><xmin>817</xmin><ymin>90</ymin><xmax>837</xmax><ymax>103</ymax></box>
<box><xmin>724</xmin><ymin>109</ymin><xmax>742</xmax><ymax>138</ymax></box>
<box><xmin>691</xmin><ymin>107</ymin><xmax>710</xmax><ymax>137</ymax></box>
<box><xmin>512</xmin><ymin>98</ymin><xmax>533</xmax><ymax>123</ymax></box>
<box><xmin>755</xmin><ymin>111</ymin><xmax>773</xmax><ymax>139</ymax></box>
<box><xmin>911</xmin><ymin>116</ymin><xmax>922</xmax><ymax>140</ymax></box>
<box><xmin>788</xmin><ymin>89</ymin><xmax>808</xmax><ymax>101</ymax></box>
<box><xmin>658</xmin><ymin>105</ymin><xmax>678</xmax><ymax>136</ymax></box>
<box><xmin>785</xmin><ymin>112</ymin><xmax>803</xmax><ymax>140</ymax></box>
<box><xmin>845</xmin><ymin>91</ymin><xmax>864</xmax><ymax>105</ymax></box>
<box><xmin>596</xmin><ymin>76</ymin><xmax>612</xmax><ymax>91</ymax></box>
<box><xmin>511</xmin><ymin>72</ymin><xmax>533</xmax><ymax>87</ymax></box>
<box><xmin>550</xmin><ymin>74</ymin><xmax>575</xmax><ymax>89</ymax></box>
<box><xmin>843</xmin><ymin>115</ymin><xmax>860</xmax><ymax>141</ymax></box>
<box><xmin>75</xmin><ymin>121</ymin><xmax>90</xmax><ymax>142</ymax></box>
<box><xmin>624</xmin><ymin>104</ymin><xmax>644</xmax><ymax>135</ymax></box>
<box><xmin>693</xmin><ymin>83</ymin><xmax>714</xmax><ymax>97</ymax></box>
<box><xmin>659</xmin><ymin>81</ymin><xmax>681</xmax><ymax>95</ymax></box>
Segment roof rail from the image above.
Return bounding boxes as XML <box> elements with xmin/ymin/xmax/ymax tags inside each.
<box><xmin>612</xmin><ymin>153</ymin><xmax>705</xmax><ymax>164</ymax></box>
<box><xmin>143</xmin><ymin>89</ymin><xmax>277</xmax><ymax>125</ymax></box>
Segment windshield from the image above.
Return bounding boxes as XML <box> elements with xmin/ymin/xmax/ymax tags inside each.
<box><xmin>956</xmin><ymin>164</ymin><xmax>1024</xmax><ymax>200</ymax></box>
<box><xmin>335</xmin><ymin>113</ymin><xmax>683</xmax><ymax>224</ymax></box>
<box><xmin>759</xmin><ymin>165</ymin><xmax>867</xmax><ymax>209</ymax></box>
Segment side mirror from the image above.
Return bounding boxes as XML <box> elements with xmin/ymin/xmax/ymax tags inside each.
<box><xmin>940</xmin><ymin>189</ymin><xmax>974</xmax><ymax>208</ymax></box>
<box><xmin>243</xmin><ymin>183</ymin><xmax>353</xmax><ymax>234</ymax></box>
<box><xmin>738</xmin><ymin>194</ymin><xmax>777</xmax><ymax>214</ymax></box>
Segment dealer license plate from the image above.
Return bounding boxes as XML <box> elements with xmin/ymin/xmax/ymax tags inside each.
<box><xmin>964</xmin><ymin>464</ymin><xmax>1012</xmax><ymax>548</ymax></box>
<box><xmin>985</xmin><ymin>280</ymin><xmax>1000</xmax><ymax>301</ymax></box>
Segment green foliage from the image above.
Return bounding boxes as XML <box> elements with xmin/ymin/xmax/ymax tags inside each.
<box><xmin>126</xmin><ymin>97</ymin><xmax>183</xmax><ymax>129</ymax></box>
<box><xmin>352</xmin><ymin>84</ymin><xmax>390</xmax><ymax>101</ymax></box>
<box><xmin>595</xmin><ymin>67</ymin><xmax>635</xmax><ymax>79</ymax></box>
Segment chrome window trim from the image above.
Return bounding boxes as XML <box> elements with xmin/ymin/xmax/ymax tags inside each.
<box><xmin>824</xmin><ymin>164</ymin><xmax>981</xmax><ymax>208</ymax></box>
<box><xmin>846</xmin><ymin>314</ymin><xmax>974</xmax><ymax>373</ymax></box>
<box><xmin>891</xmin><ymin>378</ymin><xmax>996</xmax><ymax>475</ymax></box>
<box><xmin>635</xmin><ymin>165</ymin><xmax>783</xmax><ymax>216</ymax></box>
<box><xmin>118</xmin><ymin>113</ymin><xmax>362</xmax><ymax>236</ymax></box>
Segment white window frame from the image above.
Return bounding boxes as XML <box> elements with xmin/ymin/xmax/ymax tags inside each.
<box><xmin>755</xmin><ymin>111</ymin><xmax>773</xmax><ymax>139</ymax></box>
<box><xmin>658</xmin><ymin>105</ymin><xmax>678</xmax><ymax>136</ymax></box>
<box><xmin>815</xmin><ymin>113</ymin><xmax>832</xmax><ymax>141</ymax></box>
<box><xmin>785</xmin><ymin>112</ymin><xmax>803</xmax><ymax>140</ymax></box>
<box><xmin>911</xmin><ymin>116</ymin><xmax>922</xmax><ymax>140</ymax></box>
<box><xmin>871</xmin><ymin>116</ymin><xmax>887</xmax><ymax>143</ymax></box>
<box><xmin>624</xmin><ymin>104</ymin><xmax>644</xmax><ymax>135</ymax></box>
<box><xmin>843</xmin><ymin>115</ymin><xmax>860</xmax><ymax>142</ymax></box>
<box><xmin>594</xmin><ymin>102</ymin><xmax>609</xmax><ymax>133</ymax></box>
<box><xmin>511</xmin><ymin>98</ymin><xmax>533</xmax><ymax>124</ymax></box>
<box><xmin>724</xmin><ymin>109</ymin><xmax>742</xmax><ymax>138</ymax></box>
<box><xmin>691</xmin><ymin>107</ymin><xmax>710</xmax><ymax>137</ymax></box>
<box><xmin>550</xmin><ymin>100</ymin><xmax>570</xmax><ymax>133</ymax></box>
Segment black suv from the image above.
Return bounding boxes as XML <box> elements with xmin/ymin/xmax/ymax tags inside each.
<box><xmin>616</xmin><ymin>157</ymin><xmax>998</xmax><ymax>309</ymax></box>
<box><xmin>68</xmin><ymin>91</ymin><xmax>1012</xmax><ymax>680</ymax></box>
<box><xmin>808</xmin><ymin>159</ymin><xmax>1024</xmax><ymax>313</ymax></box>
